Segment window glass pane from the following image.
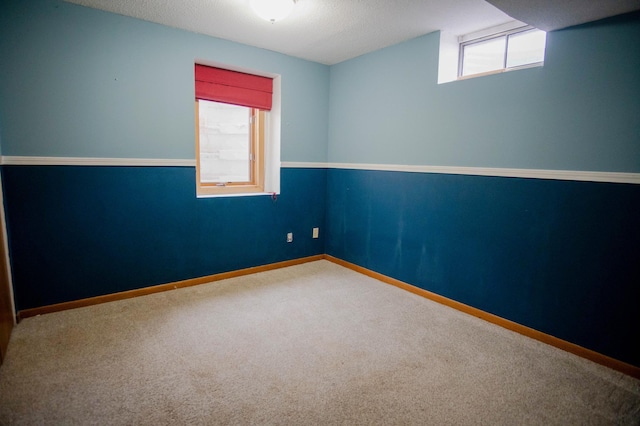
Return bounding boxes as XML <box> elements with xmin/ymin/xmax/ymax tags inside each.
<box><xmin>198</xmin><ymin>100</ymin><xmax>251</xmax><ymax>183</ymax></box>
<box><xmin>506</xmin><ymin>29</ymin><xmax>546</xmax><ymax>68</ymax></box>
<box><xmin>462</xmin><ymin>36</ymin><xmax>506</xmax><ymax>76</ymax></box>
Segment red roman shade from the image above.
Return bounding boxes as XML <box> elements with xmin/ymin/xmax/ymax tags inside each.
<box><xmin>195</xmin><ymin>64</ymin><xmax>273</xmax><ymax>111</ymax></box>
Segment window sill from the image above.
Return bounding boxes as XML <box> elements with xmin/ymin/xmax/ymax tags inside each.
<box><xmin>457</xmin><ymin>62</ymin><xmax>543</xmax><ymax>81</ymax></box>
<box><xmin>196</xmin><ymin>191</ymin><xmax>279</xmax><ymax>199</ymax></box>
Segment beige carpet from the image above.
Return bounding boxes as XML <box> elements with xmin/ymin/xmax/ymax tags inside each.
<box><xmin>0</xmin><ymin>260</ymin><xmax>638</xmax><ymax>425</ymax></box>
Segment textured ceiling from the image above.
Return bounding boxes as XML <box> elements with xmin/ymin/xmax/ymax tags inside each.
<box><xmin>64</xmin><ymin>0</ymin><xmax>513</xmax><ymax>65</ymax></box>
<box><xmin>485</xmin><ymin>0</ymin><xmax>640</xmax><ymax>31</ymax></box>
<box><xmin>64</xmin><ymin>0</ymin><xmax>640</xmax><ymax>65</ymax></box>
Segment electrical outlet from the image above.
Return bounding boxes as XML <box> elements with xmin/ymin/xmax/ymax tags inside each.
<box><xmin>287</xmin><ymin>232</ymin><xmax>293</xmax><ymax>243</ymax></box>
<box><xmin>312</xmin><ymin>227</ymin><xmax>319</xmax><ymax>239</ymax></box>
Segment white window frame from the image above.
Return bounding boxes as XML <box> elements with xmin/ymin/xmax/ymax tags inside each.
<box><xmin>437</xmin><ymin>21</ymin><xmax>545</xmax><ymax>84</ymax></box>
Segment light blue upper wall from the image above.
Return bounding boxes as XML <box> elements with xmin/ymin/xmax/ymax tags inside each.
<box><xmin>3</xmin><ymin>1</ymin><xmax>638</xmax><ymax>170</ymax></box>
<box><xmin>0</xmin><ymin>0</ymin><xmax>329</xmax><ymax>162</ymax></box>
<box><xmin>328</xmin><ymin>13</ymin><xmax>640</xmax><ymax>172</ymax></box>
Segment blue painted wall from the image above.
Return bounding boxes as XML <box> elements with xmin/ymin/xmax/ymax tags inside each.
<box><xmin>0</xmin><ymin>0</ymin><xmax>329</xmax><ymax>162</ymax></box>
<box><xmin>325</xmin><ymin>169</ymin><xmax>640</xmax><ymax>366</ymax></box>
<box><xmin>0</xmin><ymin>0</ymin><xmax>329</xmax><ymax>310</ymax></box>
<box><xmin>328</xmin><ymin>13</ymin><xmax>640</xmax><ymax>172</ymax></box>
<box><xmin>2</xmin><ymin>166</ymin><xmax>326</xmax><ymax>310</ymax></box>
<box><xmin>325</xmin><ymin>12</ymin><xmax>640</xmax><ymax>368</ymax></box>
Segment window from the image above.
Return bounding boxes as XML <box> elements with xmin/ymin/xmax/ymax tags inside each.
<box><xmin>459</xmin><ymin>26</ymin><xmax>546</xmax><ymax>79</ymax></box>
<box><xmin>195</xmin><ymin>64</ymin><xmax>275</xmax><ymax>197</ymax></box>
<box><xmin>195</xmin><ymin>100</ymin><xmax>265</xmax><ymax>195</ymax></box>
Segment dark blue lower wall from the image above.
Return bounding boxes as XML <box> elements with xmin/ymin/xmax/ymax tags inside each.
<box><xmin>3</xmin><ymin>164</ymin><xmax>639</xmax><ymax>368</ymax></box>
<box><xmin>1</xmin><ymin>166</ymin><xmax>326</xmax><ymax>311</ymax></box>
<box><xmin>325</xmin><ymin>168</ymin><xmax>640</xmax><ymax>367</ymax></box>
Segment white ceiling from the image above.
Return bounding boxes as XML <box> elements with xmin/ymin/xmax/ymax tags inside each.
<box><xmin>64</xmin><ymin>0</ymin><xmax>640</xmax><ymax>66</ymax></box>
<box><xmin>485</xmin><ymin>0</ymin><xmax>640</xmax><ymax>32</ymax></box>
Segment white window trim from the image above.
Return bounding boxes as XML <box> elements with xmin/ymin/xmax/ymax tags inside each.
<box><xmin>264</xmin><ymin>75</ymin><xmax>281</xmax><ymax>196</ymax></box>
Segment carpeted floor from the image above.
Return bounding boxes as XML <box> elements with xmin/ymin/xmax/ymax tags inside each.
<box><xmin>0</xmin><ymin>260</ymin><xmax>638</xmax><ymax>425</ymax></box>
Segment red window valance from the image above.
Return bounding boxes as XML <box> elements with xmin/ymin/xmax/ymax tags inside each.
<box><xmin>195</xmin><ymin>64</ymin><xmax>273</xmax><ymax>111</ymax></box>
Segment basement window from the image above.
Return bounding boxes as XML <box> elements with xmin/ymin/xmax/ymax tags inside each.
<box><xmin>458</xmin><ymin>25</ymin><xmax>546</xmax><ymax>79</ymax></box>
<box><xmin>437</xmin><ymin>21</ymin><xmax>546</xmax><ymax>84</ymax></box>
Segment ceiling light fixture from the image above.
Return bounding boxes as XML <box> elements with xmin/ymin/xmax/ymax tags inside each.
<box><xmin>250</xmin><ymin>0</ymin><xmax>297</xmax><ymax>23</ymax></box>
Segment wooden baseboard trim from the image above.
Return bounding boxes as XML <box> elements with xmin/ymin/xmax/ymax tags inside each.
<box><xmin>16</xmin><ymin>253</ymin><xmax>639</xmax><ymax>379</ymax></box>
<box><xmin>324</xmin><ymin>255</ymin><xmax>640</xmax><ymax>380</ymax></box>
<box><xmin>17</xmin><ymin>255</ymin><xmax>324</xmax><ymax>322</ymax></box>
